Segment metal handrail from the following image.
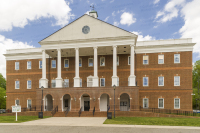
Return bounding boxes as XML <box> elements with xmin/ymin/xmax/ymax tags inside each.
<box><xmin>93</xmin><ymin>107</ymin><xmax>95</xmax><ymax>117</ymax></box>
<box><xmin>79</xmin><ymin>107</ymin><xmax>82</xmax><ymax>117</ymax></box>
<box><xmin>51</xmin><ymin>106</ymin><xmax>58</xmax><ymax>116</ymax></box>
<box><xmin>64</xmin><ymin>107</ymin><xmax>70</xmax><ymax>117</ymax></box>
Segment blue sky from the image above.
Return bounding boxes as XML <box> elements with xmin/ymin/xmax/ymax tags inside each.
<box><xmin>0</xmin><ymin>0</ymin><xmax>200</xmax><ymax>77</ymax></box>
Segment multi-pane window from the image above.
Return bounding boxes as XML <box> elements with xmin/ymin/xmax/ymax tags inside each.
<box><xmin>27</xmin><ymin>99</ymin><xmax>32</xmax><ymax>108</ymax></box>
<box><xmin>15</xmin><ymin>100</ymin><xmax>20</xmax><ymax>105</ymax></box>
<box><xmin>158</xmin><ymin>76</ymin><xmax>164</xmax><ymax>86</ymax></box>
<box><xmin>143</xmin><ymin>98</ymin><xmax>148</xmax><ymax>108</ymax></box>
<box><xmin>100</xmin><ymin>78</ymin><xmax>105</xmax><ymax>87</ymax></box>
<box><xmin>158</xmin><ymin>98</ymin><xmax>164</xmax><ymax>108</ymax></box>
<box><xmin>117</xmin><ymin>77</ymin><xmax>119</xmax><ymax>86</ymax></box>
<box><xmin>39</xmin><ymin>61</ymin><xmax>42</xmax><ymax>69</ymax></box>
<box><xmin>143</xmin><ymin>55</ymin><xmax>149</xmax><ymax>64</ymax></box>
<box><xmin>117</xmin><ymin>56</ymin><xmax>119</xmax><ymax>66</ymax></box>
<box><xmin>15</xmin><ymin>81</ymin><xmax>20</xmax><ymax>89</ymax></box>
<box><xmin>27</xmin><ymin>61</ymin><xmax>31</xmax><ymax>69</ymax></box>
<box><xmin>64</xmin><ymin>59</ymin><xmax>69</xmax><ymax>68</ymax></box>
<box><xmin>174</xmin><ymin>76</ymin><xmax>180</xmax><ymax>86</ymax></box>
<box><xmin>27</xmin><ymin>80</ymin><xmax>31</xmax><ymax>89</ymax></box>
<box><xmin>64</xmin><ymin>79</ymin><xmax>69</xmax><ymax>88</ymax></box>
<box><xmin>158</xmin><ymin>55</ymin><xmax>164</xmax><ymax>64</ymax></box>
<box><xmin>79</xmin><ymin>58</ymin><xmax>82</xmax><ymax>67</ymax></box>
<box><xmin>128</xmin><ymin>56</ymin><xmax>131</xmax><ymax>65</ymax></box>
<box><xmin>80</xmin><ymin>79</ymin><xmax>82</xmax><ymax>87</ymax></box>
<box><xmin>174</xmin><ymin>54</ymin><xmax>180</xmax><ymax>63</ymax></box>
<box><xmin>100</xmin><ymin>57</ymin><xmax>105</xmax><ymax>66</ymax></box>
<box><xmin>88</xmin><ymin>58</ymin><xmax>93</xmax><ymax>67</ymax></box>
<box><xmin>174</xmin><ymin>98</ymin><xmax>180</xmax><ymax>109</ymax></box>
<box><xmin>51</xmin><ymin>60</ymin><xmax>56</xmax><ymax>68</ymax></box>
<box><xmin>15</xmin><ymin>62</ymin><xmax>19</xmax><ymax>70</ymax></box>
<box><xmin>51</xmin><ymin>79</ymin><xmax>56</xmax><ymax>88</ymax></box>
<box><xmin>143</xmin><ymin>77</ymin><xmax>148</xmax><ymax>86</ymax></box>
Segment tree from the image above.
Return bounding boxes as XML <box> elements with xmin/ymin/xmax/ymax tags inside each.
<box><xmin>0</xmin><ymin>87</ymin><xmax>6</xmax><ymax>109</ymax></box>
<box><xmin>0</xmin><ymin>73</ymin><xmax>6</xmax><ymax>90</ymax></box>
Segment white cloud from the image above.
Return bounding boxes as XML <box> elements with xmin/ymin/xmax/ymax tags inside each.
<box><xmin>132</xmin><ymin>31</ymin><xmax>155</xmax><ymax>41</ymax></box>
<box><xmin>113</xmin><ymin>21</ymin><xmax>119</xmax><ymax>27</ymax></box>
<box><xmin>0</xmin><ymin>35</ymin><xmax>34</xmax><ymax>78</ymax></box>
<box><xmin>112</xmin><ymin>11</ymin><xmax>116</xmax><ymax>16</ymax></box>
<box><xmin>120</xmin><ymin>12</ymin><xmax>136</xmax><ymax>26</ymax></box>
<box><xmin>110</xmin><ymin>0</ymin><xmax>114</xmax><ymax>3</ymax></box>
<box><xmin>154</xmin><ymin>0</ymin><xmax>160</xmax><ymax>4</ymax></box>
<box><xmin>104</xmin><ymin>16</ymin><xmax>110</xmax><ymax>22</ymax></box>
<box><xmin>0</xmin><ymin>0</ymin><xmax>74</xmax><ymax>31</ymax></box>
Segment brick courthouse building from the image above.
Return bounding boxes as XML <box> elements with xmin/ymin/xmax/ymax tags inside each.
<box><xmin>4</xmin><ymin>11</ymin><xmax>195</xmax><ymax>113</ymax></box>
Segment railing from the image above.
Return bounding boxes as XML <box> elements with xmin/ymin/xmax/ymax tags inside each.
<box><xmin>108</xmin><ymin>105</ymin><xmax>139</xmax><ymax>111</ymax></box>
<box><xmin>64</xmin><ymin>107</ymin><xmax>70</xmax><ymax>117</ymax></box>
<box><xmin>79</xmin><ymin>107</ymin><xmax>82</xmax><ymax>117</ymax></box>
<box><xmin>20</xmin><ymin>106</ymin><xmax>37</xmax><ymax>112</ymax></box>
<box><xmin>93</xmin><ymin>107</ymin><xmax>95</xmax><ymax>117</ymax></box>
<box><xmin>51</xmin><ymin>106</ymin><xmax>58</xmax><ymax>116</ymax></box>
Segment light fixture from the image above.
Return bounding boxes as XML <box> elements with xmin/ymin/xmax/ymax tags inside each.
<box><xmin>41</xmin><ymin>86</ymin><xmax>44</xmax><ymax>90</ymax></box>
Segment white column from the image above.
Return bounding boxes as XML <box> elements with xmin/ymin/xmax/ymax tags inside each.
<box><xmin>92</xmin><ymin>46</ymin><xmax>99</xmax><ymax>87</ymax></box>
<box><xmin>74</xmin><ymin>48</ymin><xmax>80</xmax><ymax>87</ymax></box>
<box><xmin>56</xmin><ymin>49</ymin><xmax>63</xmax><ymax>87</ymax></box>
<box><xmin>40</xmin><ymin>50</ymin><xmax>48</xmax><ymax>88</ymax></box>
<box><xmin>112</xmin><ymin>45</ymin><xmax>118</xmax><ymax>86</ymax></box>
<box><xmin>128</xmin><ymin>44</ymin><xmax>136</xmax><ymax>86</ymax></box>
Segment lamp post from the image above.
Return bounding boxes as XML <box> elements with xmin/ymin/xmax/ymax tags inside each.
<box><xmin>113</xmin><ymin>84</ymin><xmax>116</xmax><ymax>118</ymax></box>
<box><xmin>39</xmin><ymin>86</ymin><xmax>44</xmax><ymax>118</ymax></box>
<box><xmin>196</xmin><ymin>98</ymin><xmax>198</xmax><ymax>113</ymax></box>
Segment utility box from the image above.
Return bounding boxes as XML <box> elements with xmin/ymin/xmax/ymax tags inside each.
<box><xmin>38</xmin><ymin>112</ymin><xmax>43</xmax><ymax>118</ymax></box>
<box><xmin>107</xmin><ymin>112</ymin><xmax>112</xmax><ymax>119</ymax></box>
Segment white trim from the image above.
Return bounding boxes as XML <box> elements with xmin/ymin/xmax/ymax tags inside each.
<box><xmin>158</xmin><ymin>98</ymin><xmax>164</xmax><ymax>109</ymax></box>
<box><xmin>100</xmin><ymin>78</ymin><xmax>105</xmax><ymax>87</ymax></box>
<box><xmin>27</xmin><ymin>61</ymin><xmax>31</xmax><ymax>69</ymax></box>
<box><xmin>80</xmin><ymin>79</ymin><xmax>82</xmax><ymax>87</ymax></box>
<box><xmin>143</xmin><ymin>77</ymin><xmax>148</xmax><ymax>86</ymax></box>
<box><xmin>15</xmin><ymin>81</ymin><xmax>20</xmax><ymax>89</ymax></box>
<box><xmin>15</xmin><ymin>62</ymin><xmax>19</xmax><ymax>70</ymax></box>
<box><xmin>64</xmin><ymin>59</ymin><xmax>69</xmax><ymax>68</ymax></box>
<box><xmin>88</xmin><ymin>58</ymin><xmax>93</xmax><ymax>67</ymax></box>
<box><xmin>174</xmin><ymin>76</ymin><xmax>180</xmax><ymax>86</ymax></box>
<box><xmin>158</xmin><ymin>76</ymin><xmax>164</xmax><ymax>86</ymax></box>
<box><xmin>51</xmin><ymin>60</ymin><xmax>56</xmax><ymax>68</ymax></box>
<box><xmin>39</xmin><ymin>60</ymin><xmax>42</xmax><ymax>69</ymax></box>
<box><xmin>79</xmin><ymin>58</ymin><xmax>82</xmax><ymax>67</ymax></box>
<box><xmin>158</xmin><ymin>54</ymin><xmax>164</xmax><ymax>64</ymax></box>
<box><xmin>117</xmin><ymin>56</ymin><xmax>119</xmax><ymax>66</ymax></box>
<box><xmin>143</xmin><ymin>55</ymin><xmax>149</xmax><ymax>65</ymax></box>
<box><xmin>100</xmin><ymin>57</ymin><xmax>105</xmax><ymax>66</ymax></box>
<box><xmin>27</xmin><ymin>99</ymin><xmax>32</xmax><ymax>108</ymax></box>
<box><xmin>15</xmin><ymin>99</ymin><xmax>20</xmax><ymax>105</ymax></box>
<box><xmin>128</xmin><ymin>56</ymin><xmax>130</xmax><ymax>65</ymax></box>
<box><xmin>27</xmin><ymin>80</ymin><xmax>32</xmax><ymax>89</ymax></box>
<box><xmin>143</xmin><ymin>98</ymin><xmax>148</xmax><ymax>108</ymax></box>
<box><xmin>174</xmin><ymin>54</ymin><xmax>180</xmax><ymax>63</ymax></box>
<box><xmin>174</xmin><ymin>98</ymin><xmax>180</xmax><ymax>109</ymax></box>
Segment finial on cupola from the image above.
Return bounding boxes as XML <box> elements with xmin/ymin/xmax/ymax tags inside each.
<box><xmin>89</xmin><ymin>5</ymin><xmax>98</xmax><ymax>18</ymax></box>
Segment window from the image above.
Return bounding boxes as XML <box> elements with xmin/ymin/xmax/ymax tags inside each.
<box><xmin>64</xmin><ymin>59</ymin><xmax>69</xmax><ymax>68</ymax></box>
<box><xmin>88</xmin><ymin>58</ymin><xmax>93</xmax><ymax>67</ymax></box>
<box><xmin>100</xmin><ymin>57</ymin><xmax>105</xmax><ymax>66</ymax></box>
<box><xmin>100</xmin><ymin>78</ymin><xmax>105</xmax><ymax>87</ymax></box>
<box><xmin>158</xmin><ymin>55</ymin><xmax>164</xmax><ymax>64</ymax></box>
<box><xmin>39</xmin><ymin>80</ymin><xmax>41</xmax><ymax>88</ymax></box>
<box><xmin>158</xmin><ymin>98</ymin><xmax>164</xmax><ymax>108</ymax></box>
<box><xmin>79</xmin><ymin>58</ymin><xmax>82</xmax><ymax>67</ymax></box>
<box><xmin>117</xmin><ymin>56</ymin><xmax>119</xmax><ymax>66</ymax></box>
<box><xmin>27</xmin><ymin>61</ymin><xmax>31</xmax><ymax>69</ymax></box>
<box><xmin>143</xmin><ymin>55</ymin><xmax>148</xmax><ymax>64</ymax></box>
<box><xmin>143</xmin><ymin>98</ymin><xmax>148</xmax><ymax>108</ymax></box>
<box><xmin>27</xmin><ymin>80</ymin><xmax>31</xmax><ymax>89</ymax></box>
<box><xmin>39</xmin><ymin>61</ymin><xmax>42</xmax><ymax>69</ymax></box>
<box><xmin>174</xmin><ymin>76</ymin><xmax>180</xmax><ymax>86</ymax></box>
<box><xmin>143</xmin><ymin>77</ymin><xmax>148</xmax><ymax>86</ymax></box>
<box><xmin>174</xmin><ymin>54</ymin><xmax>180</xmax><ymax>63</ymax></box>
<box><xmin>158</xmin><ymin>76</ymin><xmax>164</xmax><ymax>86</ymax></box>
<box><xmin>51</xmin><ymin>60</ymin><xmax>56</xmax><ymax>68</ymax></box>
<box><xmin>80</xmin><ymin>79</ymin><xmax>82</xmax><ymax>87</ymax></box>
<box><xmin>51</xmin><ymin>79</ymin><xmax>56</xmax><ymax>88</ymax></box>
<box><xmin>15</xmin><ymin>81</ymin><xmax>20</xmax><ymax>89</ymax></box>
<box><xmin>27</xmin><ymin>99</ymin><xmax>32</xmax><ymax>108</ymax></box>
<box><xmin>15</xmin><ymin>62</ymin><xmax>19</xmax><ymax>70</ymax></box>
<box><xmin>64</xmin><ymin>79</ymin><xmax>69</xmax><ymax>87</ymax></box>
<box><xmin>15</xmin><ymin>100</ymin><xmax>20</xmax><ymax>105</ymax></box>
<box><xmin>128</xmin><ymin>56</ymin><xmax>131</xmax><ymax>65</ymax></box>
<box><xmin>117</xmin><ymin>77</ymin><xmax>119</xmax><ymax>86</ymax></box>
<box><xmin>174</xmin><ymin>98</ymin><xmax>180</xmax><ymax>109</ymax></box>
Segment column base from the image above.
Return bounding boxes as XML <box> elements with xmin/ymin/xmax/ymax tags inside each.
<box><xmin>112</xmin><ymin>76</ymin><xmax>119</xmax><ymax>86</ymax></box>
<box><xmin>74</xmin><ymin>77</ymin><xmax>80</xmax><ymax>87</ymax></box>
<box><xmin>128</xmin><ymin>75</ymin><xmax>136</xmax><ymax>86</ymax></box>
<box><xmin>39</xmin><ymin>78</ymin><xmax>48</xmax><ymax>88</ymax></box>
<box><xmin>92</xmin><ymin>77</ymin><xmax>99</xmax><ymax>87</ymax></box>
<box><xmin>55</xmin><ymin>78</ymin><xmax>63</xmax><ymax>88</ymax></box>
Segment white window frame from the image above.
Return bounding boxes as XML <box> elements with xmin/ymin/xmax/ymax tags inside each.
<box><xmin>143</xmin><ymin>77</ymin><xmax>148</xmax><ymax>86</ymax></box>
<box><xmin>100</xmin><ymin>57</ymin><xmax>105</xmax><ymax>66</ymax></box>
<box><xmin>158</xmin><ymin>98</ymin><xmax>164</xmax><ymax>109</ymax></box>
<box><xmin>63</xmin><ymin>79</ymin><xmax>69</xmax><ymax>87</ymax></box>
<box><xmin>15</xmin><ymin>81</ymin><xmax>20</xmax><ymax>89</ymax></box>
<box><xmin>64</xmin><ymin>59</ymin><xmax>69</xmax><ymax>68</ymax></box>
<box><xmin>15</xmin><ymin>99</ymin><xmax>20</xmax><ymax>105</ymax></box>
<box><xmin>39</xmin><ymin>60</ymin><xmax>42</xmax><ymax>69</ymax></box>
<box><xmin>51</xmin><ymin>79</ymin><xmax>56</xmax><ymax>88</ymax></box>
<box><xmin>79</xmin><ymin>58</ymin><xmax>82</xmax><ymax>67</ymax></box>
<box><xmin>128</xmin><ymin>56</ymin><xmax>131</xmax><ymax>65</ymax></box>
<box><xmin>158</xmin><ymin>55</ymin><xmax>164</xmax><ymax>64</ymax></box>
<box><xmin>117</xmin><ymin>56</ymin><xmax>119</xmax><ymax>66</ymax></box>
<box><xmin>100</xmin><ymin>78</ymin><xmax>105</xmax><ymax>87</ymax></box>
<box><xmin>174</xmin><ymin>54</ymin><xmax>180</xmax><ymax>63</ymax></box>
<box><xmin>51</xmin><ymin>60</ymin><xmax>56</xmax><ymax>68</ymax></box>
<box><xmin>27</xmin><ymin>61</ymin><xmax>31</xmax><ymax>69</ymax></box>
<box><xmin>39</xmin><ymin>80</ymin><xmax>41</xmax><ymax>88</ymax></box>
<box><xmin>88</xmin><ymin>58</ymin><xmax>93</xmax><ymax>67</ymax></box>
<box><xmin>27</xmin><ymin>99</ymin><xmax>32</xmax><ymax>108</ymax></box>
<box><xmin>15</xmin><ymin>62</ymin><xmax>19</xmax><ymax>70</ymax></box>
<box><xmin>143</xmin><ymin>55</ymin><xmax>149</xmax><ymax>65</ymax></box>
<box><xmin>27</xmin><ymin>80</ymin><xmax>31</xmax><ymax>89</ymax></box>
<box><xmin>80</xmin><ymin>79</ymin><xmax>82</xmax><ymax>87</ymax></box>
<box><xmin>158</xmin><ymin>76</ymin><xmax>164</xmax><ymax>86</ymax></box>
<box><xmin>174</xmin><ymin>98</ymin><xmax>180</xmax><ymax>109</ymax></box>
<box><xmin>174</xmin><ymin>76</ymin><xmax>180</xmax><ymax>86</ymax></box>
<box><xmin>143</xmin><ymin>98</ymin><xmax>149</xmax><ymax>108</ymax></box>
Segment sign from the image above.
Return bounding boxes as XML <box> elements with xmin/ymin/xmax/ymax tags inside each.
<box><xmin>12</xmin><ymin>105</ymin><xmax>21</xmax><ymax>112</ymax></box>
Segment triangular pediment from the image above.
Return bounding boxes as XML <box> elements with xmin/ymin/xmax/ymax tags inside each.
<box><xmin>39</xmin><ymin>14</ymin><xmax>136</xmax><ymax>44</ymax></box>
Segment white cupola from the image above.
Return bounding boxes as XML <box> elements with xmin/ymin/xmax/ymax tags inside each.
<box><xmin>89</xmin><ymin>10</ymin><xmax>98</xmax><ymax>18</ymax></box>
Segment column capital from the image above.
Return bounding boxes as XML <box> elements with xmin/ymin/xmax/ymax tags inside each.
<box><xmin>41</xmin><ymin>49</ymin><xmax>45</xmax><ymax>52</ymax></box>
<box><xmin>112</xmin><ymin>45</ymin><xmax>117</xmax><ymax>48</ymax></box>
<box><xmin>93</xmin><ymin>46</ymin><xmax>98</xmax><ymax>49</ymax></box>
<box><xmin>57</xmin><ymin>48</ymin><xmax>61</xmax><ymax>51</ymax></box>
<box><xmin>130</xmin><ymin>44</ymin><xmax>135</xmax><ymax>47</ymax></box>
<box><xmin>75</xmin><ymin>47</ymin><xmax>79</xmax><ymax>50</ymax></box>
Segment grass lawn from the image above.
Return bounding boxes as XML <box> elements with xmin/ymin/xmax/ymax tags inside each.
<box><xmin>0</xmin><ymin>116</ymin><xmax>51</xmax><ymax>123</ymax></box>
<box><xmin>104</xmin><ymin>117</ymin><xmax>200</xmax><ymax>126</ymax></box>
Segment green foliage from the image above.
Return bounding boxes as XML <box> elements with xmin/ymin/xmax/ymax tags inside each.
<box><xmin>0</xmin><ymin>73</ymin><xmax>6</xmax><ymax>90</ymax></box>
<box><xmin>0</xmin><ymin>87</ymin><xmax>6</xmax><ymax>109</ymax></box>
<box><xmin>0</xmin><ymin>116</ymin><xmax>51</xmax><ymax>123</ymax></box>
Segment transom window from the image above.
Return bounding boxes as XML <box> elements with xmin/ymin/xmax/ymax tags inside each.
<box><xmin>15</xmin><ymin>100</ymin><xmax>20</xmax><ymax>105</ymax></box>
<box><xmin>27</xmin><ymin>99</ymin><xmax>32</xmax><ymax>108</ymax></box>
<box><xmin>27</xmin><ymin>61</ymin><xmax>31</xmax><ymax>69</ymax></box>
<box><xmin>27</xmin><ymin>80</ymin><xmax>31</xmax><ymax>89</ymax></box>
<box><xmin>174</xmin><ymin>76</ymin><xmax>180</xmax><ymax>86</ymax></box>
<box><xmin>158</xmin><ymin>76</ymin><xmax>164</xmax><ymax>86</ymax></box>
<box><xmin>143</xmin><ymin>55</ymin><xmax>149</xmax><ymax>64</ymax></box>
<box><xmin>39</xmin><ymin>61</ymin><xmax>42</xmax><ymax>69</ymax></box>
<box><xmin>51</xmin><ymin>79</ymin><xmax>56</xmax><ymax>88</ymax></box>
<box><xmin>117</xmin><ymin>56</ymin><xmax>119</xmax><ymax>66</ymax></box>
<box><xmin>64</xmin><ymin>59</ymin><xmax>69</xmax><ymax>68</ymax></box>
<box><xmin>143</xmin><ymin>77</ymin><xmax>148</xmax><ymax>86</ymax></box>
<box><xmin>100</xmin><ymin>78</ymin><xmax>105</xmax><ymax>87</ymax></box>
<box><xmin>63</xmin><ymin>79</ymin><xmax>69</xmax><ymax>88</ymax></box>
<box><xmin>15</xmin><ymin>62</ymin><xmax>19</xmax><ymax>70</ymax></box>
<box><xmin>100</xmin><ymin>57</ymin><xmax>105</xmax><ymax>66</ymax></box>
<box><xmin>15</xmin><ymin>81</ymin><xmax>20</xmax><ymax>89</ymax></box>
<box><xmin>79</xmin><ymin>58</ymin><xmax>82</xmax><ymax>67</ymax></box>
<box><xmin>174</xmin><ymin>98</ymin><xmax>180</xmax><ymax>109</ymax></box>
<box><xmin>88</xmin><ymin>58</ymin><xmax>93</xmax><ymax>67</ymax></box>
<box><xmin>158</xmin><ymin>98</ymin><xmax>164</xmax><ymax>108</ymax></box>
<box><xmin>51</xmin><ymin>60</ymin><xmax>56</xmax><ymax>68</ymax></box>
<box><xmin>174</xmin><ymin>54</ymin><xmax>180</xmax><ymax>63</ymax></box>
<box><xmin>158</xmin><ymin>55</ymin><xmax>164</xmax><ymax>64</ymax></box>
<box><xmin>143</xmin><ymin>98</ymin><xmax>148</xmax><ymax>108</ymax></box>
<box><xmin>128</xmin><ymin>56</ymin><xmax>131</xmax><ymax>65</ymax></box>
